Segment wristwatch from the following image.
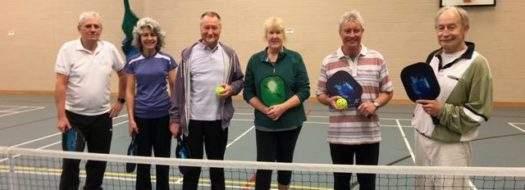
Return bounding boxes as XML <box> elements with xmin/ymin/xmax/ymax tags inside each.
<box><xmin>373</xmin><ymin>101</ymin><xmax>381</xmax><ymax>108</ymax></box>
<box><xmin>118</xmin><ymin>97</ymin><xmax>126</xmax><ymax>104</ymax></box>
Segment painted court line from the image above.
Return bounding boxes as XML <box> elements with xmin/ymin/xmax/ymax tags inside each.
<box><xmin>0</xmin><ymin>105</ymin><xmax>21</xmax><ymax>108</ymax></box>
<box><xmin>0</xmin><ymin>106</ymin><xmax>45</xmax><ymax>118</ymax></box>
<box><xmin>0</xmin><ymin>105</ymin><xmax>44</xmax><ymax>110</ymax></box>
<box><xmin>232</xmin><ymin>118</ymin><xmax>411</xmax><ymax>128</ymax></box>
<box><xmin>7</xmin><ymin>115</ymin><xmax>129</xmax><ymax>149</ymax></box>
<box><xmin>0</xmin><ymin>141</ymin><xmax>62</xmax><ymax>164</ymax></box>
<box><xmin>0</xmin><ymin>117</ymin><xmax>130</xmax><ymax>165</ymax></box>
<box><xmin>397</xmin><ymin>119</ymin><xmax>478</xmax><ymax>190</ymax></box>
<box><xmin>227</xmin><ymin>125</ymin><xmax>255</xmax><ymax>148</ymax></box>
<box><xmin>396</xmin><ymin>119</ymin><xmax>415</xmax><ymax>163</ymax></box>
<box><xmin>508</xmin><ymin>122</ymin><xmax>525</xmax><ymax>133</ymax></box>
<box><xmin>8</xmin><ymin>133</ymin><xmax>61</xmax><ymax>148</ymax></box>
<box><xmin>0</xmin><ymin>105</ymin><xmax>39</xmax><ymax>111</ymax></box>
<box><xmin>234</xmin><ymin>112</ymin><xmax>412</xmax><ymax>121</ymax></box>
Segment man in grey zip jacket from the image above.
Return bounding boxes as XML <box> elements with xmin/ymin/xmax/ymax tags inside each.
<box><xmin>169</xmin><ymin>11</ymin><xmax>244</xmax><ymax>190</ymax></box>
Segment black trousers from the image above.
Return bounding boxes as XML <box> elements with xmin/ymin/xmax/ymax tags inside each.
<box><xmin>60</xmin><ymin>111</ymin><xmax>112</xmax><ymax>190</ymax></box>
<box><xmin>255</xmin><ymin>127</ymin><xmax>302</xmax><ymax>190</ymax></box>
<box><xmin>134</xmin><ymin>116</ymin><xmax>171</xmax><ymax>190</ymax></box>
<box><xmin>182</xmin><ymin>120</ymin><xmax>228</xmax><ymax>190</ymax></box>
<box><xmin>329</xmin><ymin>142</ymin><xmax>380</xmax><ymax>190</ymax></box>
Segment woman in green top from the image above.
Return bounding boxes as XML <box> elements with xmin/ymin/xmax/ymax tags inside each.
<box><xmin>243</xmin><ymin>17</ymin><xmax>310</xmax><ymax>190</ymax></box>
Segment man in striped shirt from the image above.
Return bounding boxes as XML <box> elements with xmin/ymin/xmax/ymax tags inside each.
<box><xmin>316</xmin><ymin>10</ymin><xmax>393</xmax><ymax>190</ymax></box>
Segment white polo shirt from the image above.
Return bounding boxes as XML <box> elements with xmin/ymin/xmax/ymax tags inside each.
<box><xmin>55</xmin><ymin>39</ymin><xmax>124</xmax><ymax>116</ymax></box>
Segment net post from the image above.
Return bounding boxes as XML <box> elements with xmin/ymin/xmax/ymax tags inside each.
<box><xmin>7</xmin><ymin>152</ymin><xmax>17</xmax><ymax>190</ymax></box>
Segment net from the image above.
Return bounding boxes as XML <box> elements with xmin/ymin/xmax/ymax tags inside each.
<box><xmin>1</xmin><ymin>146</ymin><xmax>524</xmax><ymax>190</ymax></box>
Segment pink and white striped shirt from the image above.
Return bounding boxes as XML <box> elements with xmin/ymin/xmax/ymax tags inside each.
<box><xmin>316</xmin><ymin>45</ymin><xmax>393</xmax><ymax>145</ymax></box>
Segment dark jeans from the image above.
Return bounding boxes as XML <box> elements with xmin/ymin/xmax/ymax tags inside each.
<box><xmin>60</xmin><ymin>111</ymin><xmax>112</xmax><ymax>190</ymax></box>
<box><xmin>182</xmin><ymin>120</ymin><xmax>228</xmax><ymax>190</ymax></box>
<box><xmin>135</xmin><ymin>116</ymin><xmax>171</xmax><ymax>190</ymax></box>
<box><xmin>255</xmin><ymin>127</ymin><xmax>302</xmax><ymax>190</ymax></box>
<box><xmin>329</xmin><ymin>142</ymin><xmax>380</xmax><ymax>190</ymax></box>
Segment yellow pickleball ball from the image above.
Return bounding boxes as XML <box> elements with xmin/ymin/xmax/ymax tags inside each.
<box><xmin>336</xmin><ymin>98</ymin><xmax>348</xmax><ymax>109</ymax></box>
<box><xmin>215</xmin><ymin>86</ymin><xmax>225</xmax><ymax>95</ymax></box>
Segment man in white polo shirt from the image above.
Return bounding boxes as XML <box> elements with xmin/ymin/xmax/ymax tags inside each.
<box><xmin>54</xmin><ymin>11</ymin><xmax>126</xmax><ymax>190</ymax></box>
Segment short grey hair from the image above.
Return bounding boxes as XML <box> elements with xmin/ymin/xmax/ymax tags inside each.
<box><xmin>435</xmin><ymin>6</ymin><xmax>470</xmax><ymax>29</ymax></box>
<box><xmin>132</xmin><ymin>17</ymin><xmax>166</xmax><ymax>51</ymax></box>
<box><xmin>200</xmin><ymin>11</ymin><xmax>222</xmax><ymax>27</ymax></box>
<box><xmin>201</xmin><ymin>11</ymin><xmax>221</xmax><ymax>20</ymax></box>
<box><xmin>339</xmin><ymin>10</ymin><xmax>365</xmax><ymax>32</ymax></box>
<box><xmin>78</xmin><ymin>11</ymin><xmax>102</xmax><ymax>29</ymax></box>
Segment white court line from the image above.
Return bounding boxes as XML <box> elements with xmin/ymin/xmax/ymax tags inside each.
<box><xmin>227</xmin><ymin>126</ymin><xmax>255</xmax><ymax>148</ymax></box>
<box><xmin>0</xmin><ymin>135</ymin><xmax>63</xmax><ymax>163</ymax></box>
<box><xmin>6</xmin><ymin>115</ymin><xmax>129</xmax><ymax>149</ymax></box>
<box><xmin>0</xmin><ymin>105</ymin><xmax>21</xmax><ymax>108</ymax></box>
<box><xmin>232</xmin><ymin>118</ymin><xmax>411</xmax><ymax>128</ymax></box>
<box><xmin>36</xmin><ymin>120</ymin><xmax>130</xmax><ymax>151</ymax></box>
<box><xmin>0</xmin><ymin>115</ymin><xmax>133</xmax><ymax>181</ymax></box>
<box><xmin>43</xmin><ymin>120</ymin><xmax>130</xmax><ymax>149</ymax></box>
<box><xmin>396</xmin><ymin>119</ymin><xmax>415</xmax><ymax>163</ymax></box>
<box><xmin>8</xmin><ymin>133</ymin><xmax>61</xmax><ymax>148</ymax></box>
<box><xmin>113</xmin><ymin>120</ymin><xmax>129</xmax><ymax>128</ymax></box>
<box><xmin>174</xmin><ymin>125</ymin><xmax>257</xmax><ymax>184</ymax></box>
<box><xmin>234</xmin><ymin>112</ymin><xmax>412</xmax><ymax>121</ymax></box>
<box><xmin>0</xmin><ymin>105</ymin><xmax>44</xmax><ymax>111</ymax></box>
<box><xmin>0</xmin><ymin>106</ymin><xmax>45</xmax><ymax>118</ymax></box>
<box><xmin>113</xmin><ymin>114</ymin><xmax>129</xmax><ymax>119</ymax></box>
<box><xmin>0</xmin><ymin>142</ymin><xmax>62</xmax><ymax>163</ymax></box>
<box><xmin>508</xmin><ymin>122</ymin><xmax>525</xmax><ymax>133</ymax></box>
<box><xmin>0</xmin><ymin>105</ymin><xmax>35</xmax><ymax>112</ymax></box>
<box><xmin>231</xmin><ymin>118</ymin><xmax>253</xmax><ymax>122</ymax></box>
<box><xmin>400</xmin><ymin>119</ymin><xmax>478</xmax><ymax>190</ymax></box>
<box><xmin>0</xmin><ymin>106</ymin><xmax>30</xmax><ymax>112</ymax></box>
<box><xmin>307</xmin><ymin>115</ymin><xmax>412</xmax><ymax>121</ymax></box>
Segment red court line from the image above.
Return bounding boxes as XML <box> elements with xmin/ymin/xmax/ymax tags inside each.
<box><xmin>241</xmin><ymin>174</ymin><xmax>256</xmax><ymax>190</ymax></box>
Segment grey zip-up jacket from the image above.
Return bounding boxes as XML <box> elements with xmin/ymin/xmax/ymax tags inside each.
<box><xmin>169</xmin><ymin>41</ymin><xmax>244</xmax><ymax>136</ymax></box>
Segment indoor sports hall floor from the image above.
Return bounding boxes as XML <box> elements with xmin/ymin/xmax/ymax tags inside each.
<box><xmin>1</xmin><ymin>94</ymin><xmax>524</xmax><ymax>168</ymax></box>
